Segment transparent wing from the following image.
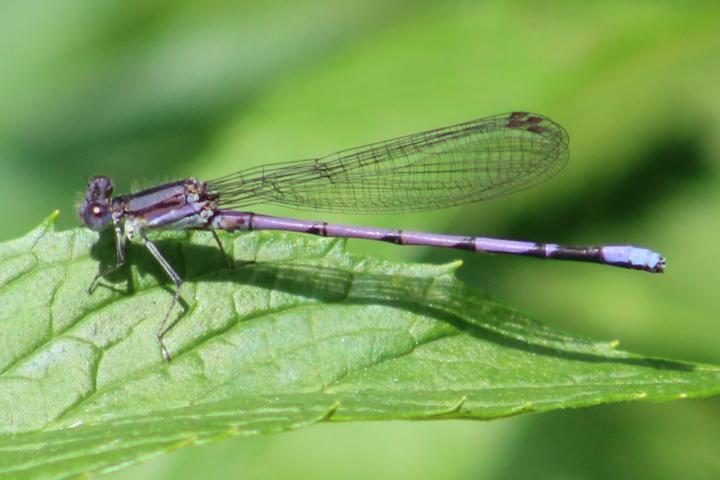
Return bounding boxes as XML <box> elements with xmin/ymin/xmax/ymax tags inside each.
<box><xmin>208</xmin><ymin>112</ymin><xmax>569</xmax><ymax>214</ymax></box>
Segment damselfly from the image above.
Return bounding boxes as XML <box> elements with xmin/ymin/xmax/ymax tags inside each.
<box><xmin>79</xmin><ymin>112</ymin><xmax>665</xmax><ymax>360</ymax></box>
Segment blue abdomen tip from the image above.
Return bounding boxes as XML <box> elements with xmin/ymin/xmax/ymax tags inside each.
<box><xmin>601</xmin><ymin>246</ymin><xmax>666</xmax><ymax>273</ymax></box>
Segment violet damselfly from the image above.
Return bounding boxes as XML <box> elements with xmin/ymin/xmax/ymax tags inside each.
<box><xmin>79</xmin><ymin>112</ymin><xmax>666</xmax><ymax>360</ymax></box>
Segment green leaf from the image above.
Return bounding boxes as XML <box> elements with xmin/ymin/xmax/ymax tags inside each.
<box><xmin>0</xmin><ymin>212</ymin><xmax>718</xmax><ymax>479</ymax></box>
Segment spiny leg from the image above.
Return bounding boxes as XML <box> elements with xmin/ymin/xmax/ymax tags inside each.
<box><xmin>210</xmin><ymin>224</ymin><xmax>256</xmax><ymax>268</ymax></box>
<box><xmin>87</xmin><ymin>220</ymin><xmax>126</xmax><ymax>294</ymax></box>
<box><xmin>140</xmin><ymin>230</ymin><xmax>184</xmax><ymax>361</ymax></box>
<box><xmin>210</xmin><ymin>227</ymin><xmax>233</xmax><ymax>269</ymax></box>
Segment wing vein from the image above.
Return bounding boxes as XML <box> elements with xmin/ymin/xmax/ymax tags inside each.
<box><xmin>208</xmin><ymin>112</ymin><xmax>569</xmax><ymax>214</ymax></box>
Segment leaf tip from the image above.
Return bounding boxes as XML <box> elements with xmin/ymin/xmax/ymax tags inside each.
<box><xmin>441</xmin><ymin>259</ymin><xmax>464</xmax><ymax>275</ymax></box>
<box><xmin>325</xmin><ymin>237</ymin><xmax>349</xmax><ymax>257</ymax></box>
<box><xmin>25</xmin><ymin>210</ymin><xmax>62</xmax><ymax>241</ymax></box>
<box><xmin>323</xmin><ymin>400</ymin><xmax>341</xmax><ymax>421</ymax></box>
<box><xmin>42</xmin><ymin>210</ymin><xmax>61</xmax><ymax>230</ymax></box>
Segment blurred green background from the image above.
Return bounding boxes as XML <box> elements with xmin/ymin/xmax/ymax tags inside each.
<box><xmin>1</xmin><ymin>0</ymin><xmax>719</xmax><ymax>478</ymax></box>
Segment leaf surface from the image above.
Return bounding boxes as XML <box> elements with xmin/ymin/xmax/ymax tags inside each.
<box><xmin>0</xmin><ymin>212</ymin><xmax>717</xmax><ymax>479</ymax></box>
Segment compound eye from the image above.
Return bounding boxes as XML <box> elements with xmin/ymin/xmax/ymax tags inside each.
<box><xmin>91</xmin><ymin>203</ymin><xmax>107</xmax><ymax>217</ymax></box>
<box><xmin>80</xmin><ymin>201</ymin><xmax>112</xmax><ymax>231</ymax></box>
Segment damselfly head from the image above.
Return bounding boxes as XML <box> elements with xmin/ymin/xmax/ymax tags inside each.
<box><xmin>79</xmin><ymin>176</ymin><xmax>114</xmax><ymax>231</ymax></box>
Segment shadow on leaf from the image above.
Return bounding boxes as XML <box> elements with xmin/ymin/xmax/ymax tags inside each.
<box><xmin>88</xmin><ymin>227</ymin><xmax>693</xmax><ymax>372</ymax></box>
